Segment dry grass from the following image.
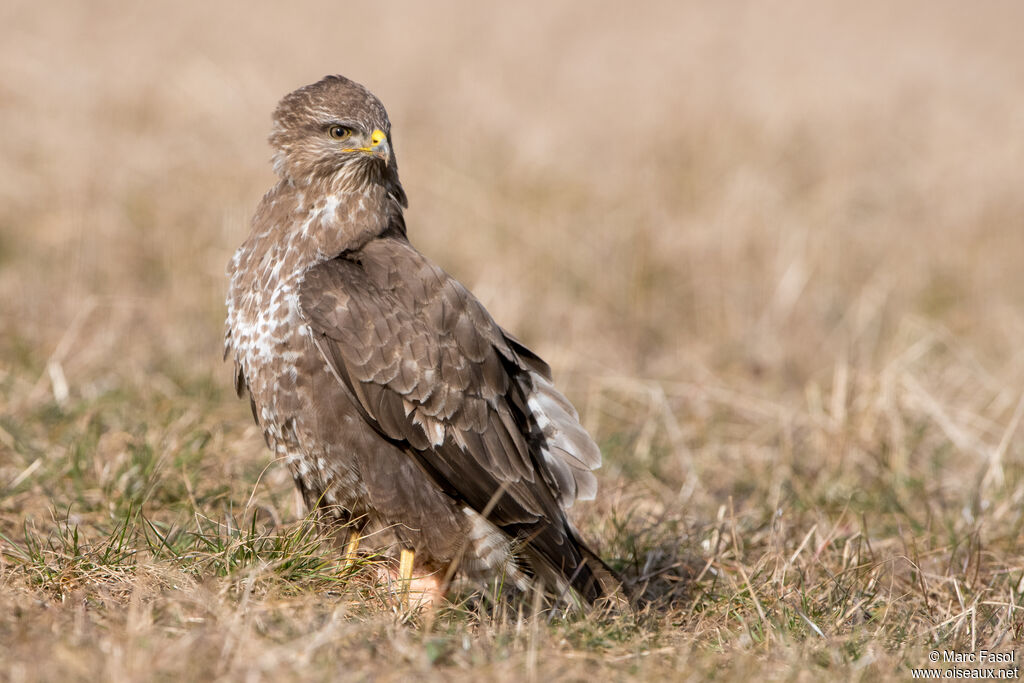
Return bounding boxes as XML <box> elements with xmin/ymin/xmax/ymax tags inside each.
<box><xmin>3</xmin><ymin>1</ymin><xmax>1024</xmax><ymax>680</ymax></box>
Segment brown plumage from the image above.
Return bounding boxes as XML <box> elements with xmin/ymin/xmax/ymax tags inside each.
<box><xmin>225</xmin><ymin>75</ymin><xmax>619</xmax><ymax>604</ymax></box>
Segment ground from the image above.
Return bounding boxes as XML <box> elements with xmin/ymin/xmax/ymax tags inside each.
<box><xmin>1</xmin><ymin>1</ymin><xmax>1023</xmax><ymax>680</ymax></box>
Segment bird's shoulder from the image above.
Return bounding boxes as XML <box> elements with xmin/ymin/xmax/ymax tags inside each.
<box><xmin>299</xmin><ymin>235</ymin><xmax>517</xmax><ymax>372</ymax></box>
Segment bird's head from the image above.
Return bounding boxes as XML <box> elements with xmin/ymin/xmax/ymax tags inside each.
<box><xmin>269</xmin><ymin>75</ymin><xmax>405</xmax><ymax>204</ymax></box>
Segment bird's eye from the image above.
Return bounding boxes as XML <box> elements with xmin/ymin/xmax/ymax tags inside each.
<box><xmin>328</xmin><ymin>125</ymin><xmax>353</xmax><ymax>140</ymax></box>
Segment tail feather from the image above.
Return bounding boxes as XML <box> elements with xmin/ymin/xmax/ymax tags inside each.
<box><xmin>572</xmin><ymin>531</ymin><xmax>630</xmax><ymax>608</ymax></box>
<box><xmin>521</xmin><ymin>525</ymin><xmax>629</xmax><ymax>609</ymax></box>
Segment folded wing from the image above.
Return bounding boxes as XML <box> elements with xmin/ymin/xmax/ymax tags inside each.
<box><xmin>297</xmin><ymin>234</ymin><xmax>606</xmax><ymax>599</ymax></box>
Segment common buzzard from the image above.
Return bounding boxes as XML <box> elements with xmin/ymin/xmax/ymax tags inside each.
<box><xmin>225</xmin><ymin>75</ymin><xmax>619</xmax><ymax>605</ymax></box>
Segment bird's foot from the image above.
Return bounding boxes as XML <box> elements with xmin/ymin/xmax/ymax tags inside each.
<box><xmin>384</xmin><ymin>548</ymin><xmax>444</xmax><ymax>609</ymax></box>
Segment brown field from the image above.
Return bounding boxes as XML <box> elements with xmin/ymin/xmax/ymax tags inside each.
<box><xmin>2</xmin><ymin>1</ymin><xmax>1024</xmax><ymax>680</ymax></box>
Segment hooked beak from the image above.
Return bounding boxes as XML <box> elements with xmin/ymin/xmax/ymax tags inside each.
<box><xmin>343</xmin><ymin>128</ymin><xmax>390</xmax><ymax>165</ymax></box>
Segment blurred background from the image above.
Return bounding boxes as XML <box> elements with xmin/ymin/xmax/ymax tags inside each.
<box><xmin>2</xmin><ymin>0</ymin><xmax>1023</xmax><ymax>510</ymax></box>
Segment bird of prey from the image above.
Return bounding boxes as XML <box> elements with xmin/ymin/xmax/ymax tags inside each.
<box><xmin>225</xmin><ymin>75</ymin><xmax>619</xmax><ymax>605</ymax></box>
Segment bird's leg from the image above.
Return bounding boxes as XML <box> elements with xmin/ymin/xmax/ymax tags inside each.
<box><xmin>342</xmin><ymin>528</ymin><xmax>361</xmax><ymax>569</ymax></box>
<box><xmin>399</xmin><ymin>548</ymin><xmax>415</xmax><ymax>602</ymax></box>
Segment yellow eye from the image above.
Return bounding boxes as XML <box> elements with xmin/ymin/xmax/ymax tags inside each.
<box><xmin>328</xmin><ymin>125</ymin><xmax>353</xmax><ymax>140</ymax></box>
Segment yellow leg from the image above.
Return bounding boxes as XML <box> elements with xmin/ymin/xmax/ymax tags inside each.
<box><xmin>343</xmin><ymin>529</ymin><xmax>361</xmax><ymax>569</ymax></box>
<box><xmin>399</xmin><ymin>548</ymin><xmax>415</xmax><ymax>604</ymax></box>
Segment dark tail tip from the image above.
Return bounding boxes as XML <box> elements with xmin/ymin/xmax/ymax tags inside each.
<box><xmin>569</xmin><ymin>532</ymin><xmax>631</xmax><ymax>609</ymax></box>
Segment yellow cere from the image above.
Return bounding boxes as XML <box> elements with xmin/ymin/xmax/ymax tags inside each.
<box><xmin>342</xmin><ymin>129</ymin><xmax>387</xmax><ymax>154</ymax></box>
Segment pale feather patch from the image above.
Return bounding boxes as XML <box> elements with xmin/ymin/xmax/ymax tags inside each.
<box><xmin>525</xmin><ymin>374</ymin><xmax>602</xmax><ymax>507</ymax></box>
<box><xmin>461</xmin><ymin>508</ymin><xmax>530</xmax><ymax>591</ymax></box>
